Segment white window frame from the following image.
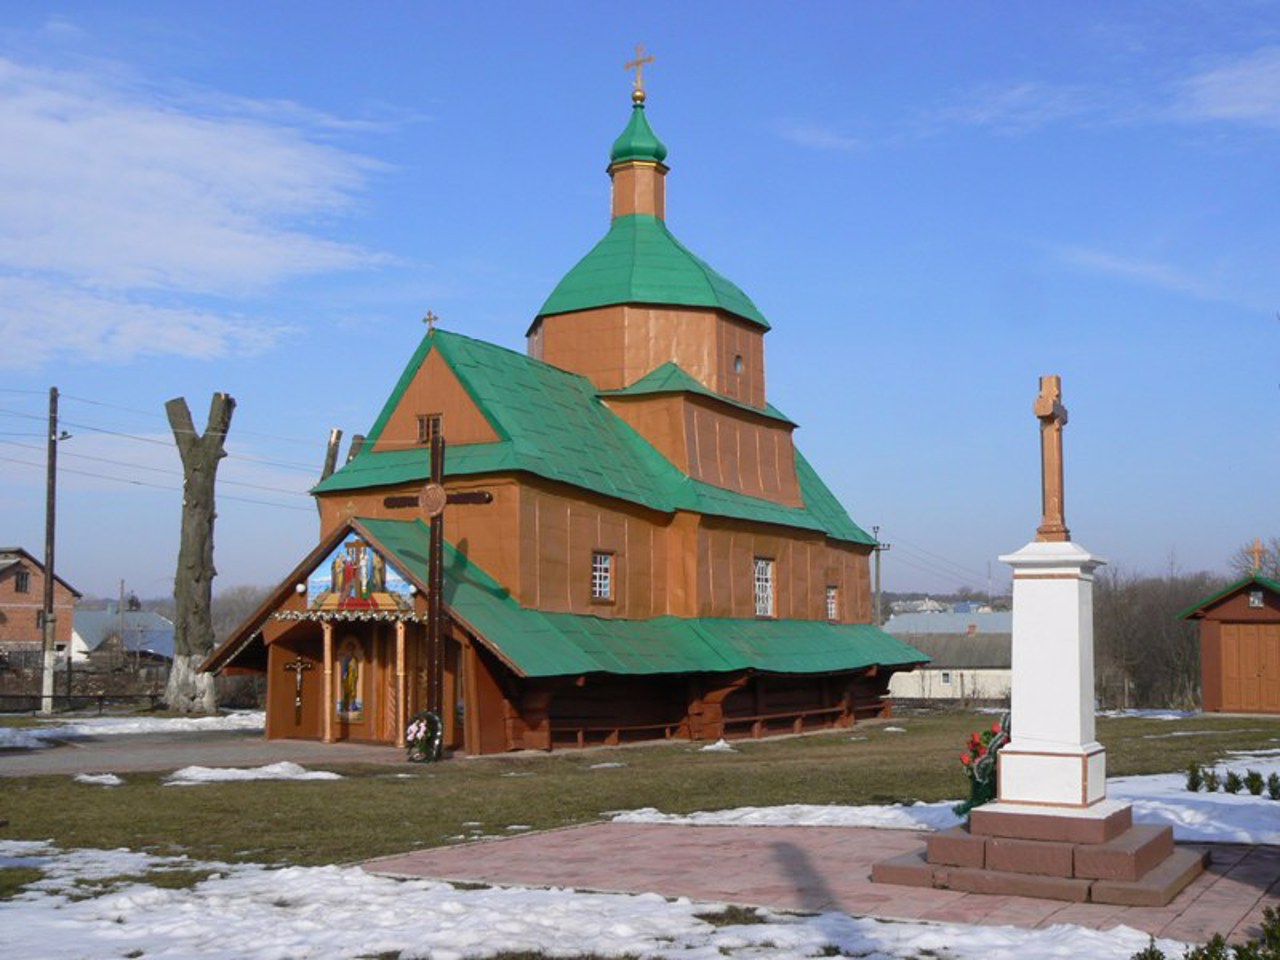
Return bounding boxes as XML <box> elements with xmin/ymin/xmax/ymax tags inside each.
<box><xmin>1249</xmin><ymin>590</ymin><xmax>1265</xmax><ymax>609</ymax></box>
<box><xmin>591</xmin><ymin>551</ymin><xmax>614</xmax><ymax>602</ymax></box>
<box><xmin>753</xmin><ymin>557</ymin><xmax>775</xmax><ymax>618</ymax></box>
<box><xmin>825</xmin><ymin>585</ymin><xmax>839</xmax><ymax>621</ymax></box>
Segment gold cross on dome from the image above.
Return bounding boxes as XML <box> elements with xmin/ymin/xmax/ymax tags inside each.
<box><xmin>423</xmin><ymin>310</ymin><xmax>438</xmax><ymax>333</ymax></box>
<box><xmin>624</xmin><ymin>44</ymin><xmax>655</xmax><ymax>101</ymax></box>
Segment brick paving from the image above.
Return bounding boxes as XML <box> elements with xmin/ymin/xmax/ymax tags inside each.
<box><xmin>365</xmin><ymin>822</ymin><xmax>1280</xmax><ymax>945</ymax></box>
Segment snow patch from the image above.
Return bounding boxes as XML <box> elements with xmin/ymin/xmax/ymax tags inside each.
<box><xmin>73</xmin><ymin>773</ymin><xmax>123</xmax><ymax>787</ymax></box>
<box><xmin>164</xmin><ymin>762</ymin><xmax>342</xmax><ymax>785</ymax></box>
<box><xmin>698</xmin><ymin>738</ymin><xmax>737</xmax><ymax>753</ymax></box>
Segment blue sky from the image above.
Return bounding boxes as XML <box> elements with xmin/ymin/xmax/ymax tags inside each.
<box><xmin>0</xmin><ymin>2</ymin><xmax>1276</xmax><ymax>598</ymax></box>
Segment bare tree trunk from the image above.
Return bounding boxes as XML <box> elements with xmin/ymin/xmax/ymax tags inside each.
<box><xmin>164</xmin><ymin>393</ymin><xmax>235</xmax><ymax>714</ymax></box>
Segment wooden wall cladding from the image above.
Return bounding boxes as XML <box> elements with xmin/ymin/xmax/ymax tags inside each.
<box><xmin>684</xmin><ymin>400</ymin><xmax>800</xmax><ymax>505</ymax></box>
<box><xmin>697</xmin><ymin>520</ymin><xmax>872</xmax><ymax>622</ymax></box>
<box><xmin>372</xmin><ymin>348</ymin><xmax>499</xmax><ymax>453</ymax></box>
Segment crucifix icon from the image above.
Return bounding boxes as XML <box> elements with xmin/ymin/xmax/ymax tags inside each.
<box><xmin>282</xmin><ymin>656</ymin><xmax>312</xmax><ymax>724</ymax></box>
<box><xmin>383</xmin><ymin>430</ymin><xmax>493</xmax><ymax>749</ymax></box>
<box><xmin>1033</xmin><ymin>374</ymin><xmax>1071</xmax><ymax>543</ymax></box>
<box><xmin>624</xmin><ymin>43</ymin><xmax>655</xmax><ymax>102</ymax></box>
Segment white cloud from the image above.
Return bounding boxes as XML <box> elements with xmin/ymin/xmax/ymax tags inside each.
<box><xmin>0</xmin><ymin>276</ymin><xmax>286</xmax><ymax>369</ymax></box>
<box><xmin>1055</xmin><ymin>245</ymin><xmax>1269</xmax><ymax>312</ymax></box>
<box><xmin>924</xmin><ymin>81</ymin><xmax>1100</xmax><ymax>135</ymax></box>
<box><xmin>1175</xmin><ymin>46</ymin><xmax>1280</xmax><ymax>127</ymax></box>
<box><xmin>775</xmin><ymin>121</ymin><xmax>861</xmax><ymax>152</ymax></box>
<box><xmin>0</xmin><ymin>54</ymin><xmax>389</xmax><ymax>365</ymax></box>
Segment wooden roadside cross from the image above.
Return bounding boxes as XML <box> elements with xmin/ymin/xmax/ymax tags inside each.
<box><xmin>1033</xmin><ymin>374</ymin><xmax>1071</xmax><ymax>543</ymax></box>
<box><xmin>281</xmin><ymin>656</ymin><xmax>312</xmax><ymax>724</ymax></box>
<box><xmin>624</xmin><ymin>43</ymin><xmax>655</xmax><ymax>101</ymax></box>
<box><xmin>383</xmin><ymin>430</ymin><xmax>493</xmax><ymax>738</ymax></box>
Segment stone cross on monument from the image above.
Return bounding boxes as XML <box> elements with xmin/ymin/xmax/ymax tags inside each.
<box><xmin>995</xmin><ymin>374</ymin><xmax>1112</xmax><ymax>810</ymax></box>
<box><xmin>871</xmin><ymin>373</ymin><xmax>1206</xmax><ymax>903</ymax></box>
<box><xmin>1034</xmin><ymin>375</ymin><xmax>1070</xmax><ymax>543</ymax></box>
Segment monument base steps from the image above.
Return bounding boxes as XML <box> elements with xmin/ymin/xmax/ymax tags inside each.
<box><xmin>872</xmin><ymin>809</ymin><xmax>1206</xmax><ymax>906</ymax></box>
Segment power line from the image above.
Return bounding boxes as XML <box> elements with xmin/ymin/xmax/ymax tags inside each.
<box><xmin>0</xmin><ymin>406</ymin><xmax>323</xmax><ymax>474</ymax></box>
<box><xmin>0</xmin><ymin>454</ymin><xmax>312</xmax><ymax>512</ymax></box>
<box><xmin>877</xmin><ymin>528</ymin><xmax>989</xmax><ymax>583</ymax></box>
<box><xmin>0</xmin><ymin>438</ymin><xmax>312</xmax><ymax>497</ymax></box>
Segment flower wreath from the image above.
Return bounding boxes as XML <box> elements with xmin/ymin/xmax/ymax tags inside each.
<box><xmin>405</xmin><ymin>709</ymin><xmax>444</xmax><ymax>763</ymax></box>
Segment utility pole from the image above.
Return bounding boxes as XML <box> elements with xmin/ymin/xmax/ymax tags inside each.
<box><xmin>39</xmin><ymin>386</ymin><xmax>59</xmax><ymax>715</ymax></box>
<box><xmin>872</xmin><ymin>525</ymin><xmax>892</xmax><ymax>626</ymax></box>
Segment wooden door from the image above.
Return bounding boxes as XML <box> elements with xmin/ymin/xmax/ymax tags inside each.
<box><xmin>1222</xmin><ymin>625</ymin><xmax>1242</xmax><ymax>711</ymax></box>
<box><xmin>1262</xmin><ymin>625</ymin><xmax>1280</xmax><ymax>713</ymax></box>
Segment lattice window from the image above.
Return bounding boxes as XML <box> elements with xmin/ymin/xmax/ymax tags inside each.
<box><xmin>417</xmin><ymin>413</ymin><xmax>442</xmax><ymax>446</ymax></box>
<box><xmin>825</xmin><ymin>585</ymin><xmax>839</xmax><ymax>621</ymax></box>
<box><xmin>591</xmin><ymin>551</ymin><xmax>614</xmax><ymax>601</ymax></box>
<box><xmin>753</xmin><ymin>557</ymin><xmax>775</xmax><ymax>618</ymax></box>
<box><xmin>14</xmin><ymin>570</ymin><xmax>30</xmax><ymax>594</ymax></box>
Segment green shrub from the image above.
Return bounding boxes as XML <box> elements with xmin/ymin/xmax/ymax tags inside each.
<box><xmin>1225</xmin><ymin>771</ymin><xmax>1244</xmax><ymax>795</ymax></box>
<box><xmin>1132</xmin><ymin>906</ymin><xmax>1280</xmax><ymax>959</ymax></box>
<box><xmin>1204</xmin><ymin>769</ymin><xmax>1221</xmax><ymax>792</ymax></box>
<box><xmin>1268</xmin><ymin>773</ymin><xmax>1280</xmax><ymax>801</ymax></box>
<box><xmin>1245</xmin><ymin>770</ymin><xmax>1265</xmax><ymax>796</ymax></box>
<box><xmin>1186</xmin><ymin>762</ymin><xmax>1204</xmax><ymax>792</ymax></box>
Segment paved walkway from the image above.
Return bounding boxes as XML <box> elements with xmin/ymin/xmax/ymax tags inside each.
<box><xmin>0</xmin><ymin>730</ymin><xmax>406</xmax><ymax>776</ymax></box>
<box><xmin>366</xmin><ymin>823</ymin><xmax>1280</xmax><ymax>946</ymax></box>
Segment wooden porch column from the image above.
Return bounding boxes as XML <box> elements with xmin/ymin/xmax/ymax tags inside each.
<box><xmin>322</xmin><ymin>620</ymin><xmax>334</xmax><ymax>743</ymax></box>
<box><xmin>395</xmin><ymin>620</ymin><xmax>407</xmax><ymax>747</ymax></box>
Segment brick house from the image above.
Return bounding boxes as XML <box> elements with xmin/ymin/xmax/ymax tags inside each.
<box><xmin>0</xmin><ymin>547</ymin><xmax>80</xmax><ymax>661</ymax></box>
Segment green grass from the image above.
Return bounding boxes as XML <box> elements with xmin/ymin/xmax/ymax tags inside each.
<box><xmin>2</xmin><ymin>711</ymin><xmax>1276</xmax><ymax>868</ymax></box>
<box><xmin>0</xmin><ymin>866</ymin><xmax>44</xmax><ymax>899</ymax></box>
<box><xmin>694</xmin><ymin>905</ymin><xmax>768</xmax><ymax>926</ymax></box>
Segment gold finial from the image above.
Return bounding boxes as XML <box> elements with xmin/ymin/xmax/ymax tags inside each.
<box><xmin>1252</xmin><ymin>537</ymin><xmax>1263</xmax><ymax>572</ymax></box>
<box><xmin>423</xmin><ymin>310</ymin><xmax>438</xmax><ymax>333</ymax></box>
<box><xmin>624</xmin><ymin>43</ymin><xmax>654</xmax><ymax>104</ymax></box>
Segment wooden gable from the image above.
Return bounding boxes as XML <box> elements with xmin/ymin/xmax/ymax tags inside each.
<box><xmin>371</xmin><ymin>347</ymin><xmax>500</xmax><ymax>453</ymax></box>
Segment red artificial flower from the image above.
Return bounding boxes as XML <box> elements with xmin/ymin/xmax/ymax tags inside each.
<box><xmin>991</xmin><ymin>722</ymin><xmax>1002</xmax><ymax>734</ymax></box>
<box><xmin>960</xmin><ymin>753</ymin><xmax>972</xmax><ymax>765</ymax></box>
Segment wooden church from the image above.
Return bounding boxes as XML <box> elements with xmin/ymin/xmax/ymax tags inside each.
<box><xmin>204</xmin><ymin>72</ymin><xmax>927</xmax><ymax>754</ymax></box>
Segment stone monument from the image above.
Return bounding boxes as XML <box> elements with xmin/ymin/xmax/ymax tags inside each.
<box><xmin>873</xmin><ymin>375</ymin><xmax>1206</xmax><ymax>905</ymax></box>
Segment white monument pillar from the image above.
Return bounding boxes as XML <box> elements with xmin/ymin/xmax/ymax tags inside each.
<box><xmin>996</xmin><ymin>375</ymin><xmax>1111</xmax><ymax>809</ymax></box>
<box><xmin>998</xmin><ymin>539</ymin><xmax>1107</xmax><ymax>806</ymax></box>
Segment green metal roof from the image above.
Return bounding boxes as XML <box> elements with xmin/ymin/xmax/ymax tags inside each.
<box><xmin>602</xmin><ymin>362</ymin><xmax>794</xmax><ymax>424</ymax></box>
<box><xmin>359</xmin><ymin>517</ymin><xmax>926</xmax><ymax>679</ymax></box>
<box><xmin>535</xmin><ymin>214</ymin><xmax>770</xmax><ymax>330</ymax></box>
<box><xmin>610</xmin><ymin>102</ymin><xmax>668</xmax><ymax>164</ymax></box>
<box><xmin>313</xmin><ymin>331</ymin><xmax>873</xmax><ymax>545</ymax></box>
<box><xmin>1178</xmin><ymin>573</ymin><xmax>1280</xmax><ymax>619</ymax></box>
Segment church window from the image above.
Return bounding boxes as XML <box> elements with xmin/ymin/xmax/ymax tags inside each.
<box><xmin>417</xmin><ymin>413</ymin><xmax>442</xmax><ymax>446</ymax></box>
<box><xmin>753</xmin><ymin>557</ymin><xmax>775</xmax><ymax>618</ymax></box>
<box><xmin>591</xmin><ymin>551</ymin><xmax>614</xmax><ymax>601</ymax></box>
<box><xmin>825</xmin><ymin>585</ymin><xmax>839</xmax><ymax>621</ymax></box>
<box><xmin>14</xmin><ymin>570</ymin><xmax>30</xmax><ymax>593</ymax></box>
<box><xmin>733</xmin><ymin>355</ymin><xmax>744</xmax><ymax>375</ymax></box>
<box><xmin>1250</xmin><ymin>590</ymin><xmax>1264</xmax><ymax>609</ymax></box>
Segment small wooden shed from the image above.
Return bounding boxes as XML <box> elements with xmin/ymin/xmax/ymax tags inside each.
<box><xmin>1181</xmin><ymin>574</ymin><xmax>1280</xmax><ymax>714</ymax></box>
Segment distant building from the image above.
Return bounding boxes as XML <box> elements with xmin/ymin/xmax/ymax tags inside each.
<box><xmin>0</xmin><ymin>546</ymin><xmax>79</xmax><ymax>661</ymax></box>
<box><xmin>884</xmin><ymin>612</ymin><xmax>1011</xmax><ymax>702</ymax></box>
<box><xmin>71</xmin><ymin>605</ymin><xmax>175</xmax><ymax>664</ymax></box>
<box><xmin>883</xmin><ymin>610</ymin><xmax>1011</xmax><ymax>636</ymax></box>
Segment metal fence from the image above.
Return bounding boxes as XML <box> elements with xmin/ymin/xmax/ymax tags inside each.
<box><xmin>0</xmin><ymin>693</ymin><xmax>164</xmax><ymax>715</ymax></box>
